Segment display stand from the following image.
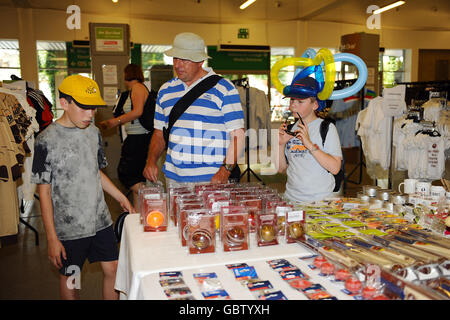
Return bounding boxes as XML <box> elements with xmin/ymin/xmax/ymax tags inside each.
<box><xmin>232</xmin><ymin>78</ymin><xmax>264</xmax><ymax>184</ymax></box>
<box><xmin>387</xmin><ymin>82</ymin><xmax>449</xmax><ymax>187</ymax></box>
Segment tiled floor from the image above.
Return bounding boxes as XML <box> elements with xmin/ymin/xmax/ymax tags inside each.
<box><xmin>0</xmin><ymin>162</ymin><xmax>373</xmax><ymax>300</ymax></box>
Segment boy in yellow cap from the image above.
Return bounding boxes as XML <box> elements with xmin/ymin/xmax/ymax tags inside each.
<box><xmin>31</xmin><ymin>75</ymin><xmax>135</xmax><ymax>300</ymax></box>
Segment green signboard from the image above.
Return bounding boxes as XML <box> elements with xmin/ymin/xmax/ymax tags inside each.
<box><xmin>238</xmin><ymin>28</ymin><xmax>249</xmax><ymax>39</ymax></box>
<box><xmin>131</xmin><ymin>43</ymin><xmax>142</xmax><ymax>66</ymax></box>
<box><xmin>95</xmin><ymin>27</ymin><xmax>123</xmax><ymax>40</ymax></box>
<box><xmin>94</xmin><ymin>26</ymin><xmax>125</xmax><ymax>52</ymax></box>
<box><xmin>66</xmin><ymin>42</ymin><xmax>91</xmax><ymax>70</ymax></box>
<box><xmin>207</xmin><ymin>46</ymin><xmax>269</xmax><ymax>71</ymax></box>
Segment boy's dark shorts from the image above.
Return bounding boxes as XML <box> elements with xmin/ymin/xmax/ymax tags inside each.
<box><xmin>59</xmin><ymin>225</ymin><xmax>119</xmax><ymax>276</ymax></box>
<box><xmin>118</xmin><ymin>132</ymin><xmax>152</xmax><ymax>190</ymax></box>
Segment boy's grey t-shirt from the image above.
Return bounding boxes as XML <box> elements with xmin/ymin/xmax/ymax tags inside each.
<box><xmin>31</xmin><ymin>122</ymin><xmax>112</xmax><ymax>241</ymax></box>
<box><xmin>284</xmin><ymin>118</ymin><xmax>342</xmax><ymax>203</ymax></box>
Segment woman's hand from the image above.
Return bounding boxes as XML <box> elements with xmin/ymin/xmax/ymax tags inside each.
<box><xmin>99</xmin><ymin>118</ymin><xmax>118</xmax><ymax>130</ymax></box>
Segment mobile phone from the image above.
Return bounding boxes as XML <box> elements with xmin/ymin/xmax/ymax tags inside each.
<box><xmin>285</xmin><ymin>130</ymin><xmax>297</xmax><ymax>136</ymax></box>
<box><xmin>283</xmin><ymin>119</ymin><xmax>297</xmax><ymax>136</ymax></box>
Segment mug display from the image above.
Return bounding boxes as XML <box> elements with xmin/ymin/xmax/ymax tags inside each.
<box><xmin>398</xmin><ymin>179</ymin><xmax>417</xmax><ymax>194</ymax></box>
<box><xmin>415</xmin><ymin>181</ymin><xmax>431</xmax><ymax>196</ymax></box>
<box><xmin>430</xmin><ymin>186</ymin><xmax>446</xmax><ymax>198</ymax></box>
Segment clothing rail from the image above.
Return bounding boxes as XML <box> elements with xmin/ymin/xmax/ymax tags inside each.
<box><xmin>396</xmin><ymin>80</ymin><xmax>450</xmax><ymax>105</ymax></box>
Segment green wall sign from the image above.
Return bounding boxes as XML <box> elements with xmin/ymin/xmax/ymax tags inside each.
<box><xmin>238</xmin><ymin>28</ymin><xmax>249</xmax><ymax>39</ymax></box>
<box><xmin>131</xmin><ymin>43</ymin><xmax>142</xmax><ymax>66</ymax></box>
<box><xmin>207</xmin><ymin>46</ymin><xmax>269</xmax><ymax>71</ymax></box>
<box><xmin>66</xmin><ymin>42</ymin><xmax>91</xmax><ymax>70</ymax></box>
<box><xmin>95</xmin><ymin>27</ymin><xmax>123</xmax><ymax>40</ymax></box>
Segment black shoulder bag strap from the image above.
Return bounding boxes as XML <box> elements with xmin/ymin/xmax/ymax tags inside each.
<box><xmin>320</xmin><ymin>120</ymin><xmax>345</xmax><ymax>192</ymax></box>
<box><xmin>163</xmin><ymin>74</ymin><xmax>222</xmax><ymax>149</ymax></box>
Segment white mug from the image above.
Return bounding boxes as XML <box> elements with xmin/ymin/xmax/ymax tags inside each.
<box><xmin>415</xmin><ymin>181</ymin><xmax>431</xmax><ymax>196</ymax></box>
<box><xmin>398</xmin><ymin>179</ymin><xmax>417</xmax><ymax>194</ymax></box>
<box><xmin>430</xmin><ymin>186</ymin><xmax>446</xmax><ymax>198</ymax></box>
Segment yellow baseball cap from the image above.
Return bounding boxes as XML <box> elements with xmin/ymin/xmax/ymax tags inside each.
<box><xmin>58</xmin><ymin>75</ymin><xmax>106</xmax><ymax>108</ymax></box>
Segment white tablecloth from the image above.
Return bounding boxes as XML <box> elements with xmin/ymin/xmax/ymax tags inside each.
<box><xmin>114</xmin><ymin>214</ymin><xmax>352</xmax><ymax>300</ymax></box>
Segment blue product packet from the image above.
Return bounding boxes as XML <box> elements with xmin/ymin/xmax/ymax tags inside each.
<box><xmin>247</xmin><ymin>280</ymin><xmax>273</xmax><ymax>292</ymax></box>
<box><xmin>258</xmin><ymin>290</ymin><xmax>288</xmax><ymax>300</ymax></box>
<box><xmin>279</xmin><ymin>268</ymin><xmax>308</xmax><ymax>281</ymax></box>
<box><xmin>202</xmin><ymin>289</ymin><xmax>230</xmax><ymax>300</ymax></box>
<box><xmin>233</xmin><ymin>266</ymin><xmax>258</xmax><ymax>280</ymax></box>
<box><xmin>159</xmin><ymin>271</ymin><xmax>183</xmax><ymax>279</ymax></box>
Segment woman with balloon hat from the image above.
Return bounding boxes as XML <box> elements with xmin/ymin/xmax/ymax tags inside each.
<box><xmin>277</xmin><ymin>75</ymin><xmax>343</xmax><ymax>203</ymax></box>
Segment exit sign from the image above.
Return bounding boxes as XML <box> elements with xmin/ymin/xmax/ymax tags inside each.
<box><xmin>238</xmin><ymin>28</ymin><xmax>249</xmax><ymax>39</ymax></box>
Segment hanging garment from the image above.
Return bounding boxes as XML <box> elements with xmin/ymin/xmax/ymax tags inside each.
<box><xmin>26</xmin><ymin>88</ymin><xmax>54</xmax><ymax>133</ymax></box>
<box><xmin>0</xmin><ymin>87</ymin><xmax>39</xmax><ymax>140</ymax></box>
<box><xmin>422</xmin><ymin>98</ymin><xmax>449</xmax><ymax>123</ymax></box>
<box><xmin>356</xmin><ymin>96</ymin><xmax>392</xmax><ymax>170</ymax></box>
<box><xmin>0</xmin><ymin>177</ymin><xmax>19</xmax><ymax>237</ymax></box>
<box><xmin>393</xmin><ymin>118</ymin><xmax>422</xmax><ymax>171</ymax></box>
<box><xmin>237</xmin><ymin>86</ymin><xmax>271</xmax><ymax>148</ymax></box>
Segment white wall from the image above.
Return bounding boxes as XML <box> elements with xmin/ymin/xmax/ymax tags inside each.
<box><xmin>1</xmin><ymin>6</ymin><xmax>450</xmax><ymax>87</ymax></box>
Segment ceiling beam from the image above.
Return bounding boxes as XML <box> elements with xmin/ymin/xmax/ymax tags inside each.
<box><xmin>9</xmin><ymin>0</ymin><xmax>31</xmax><ymax>8</ymax></box>
<box><xmin>298</xmin><ymin>0</ymin><xmax>349</xmax><ymax>20</ymax></box>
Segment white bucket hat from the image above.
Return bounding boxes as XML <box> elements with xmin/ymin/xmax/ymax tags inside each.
<box><xmin>164</xmin><ymin>32</ymin><xmax>211</xmax><ymax>62</ymax></box>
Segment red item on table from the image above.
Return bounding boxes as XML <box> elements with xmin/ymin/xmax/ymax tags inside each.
<box><xmin>313</xmin><ymin>256</ymin><xmax>327</xmax><ymax>269</ymax></box>
<box><xmin>320</xmin><ymin>262</ymin><xmax>335</xmax><ymax>275</ymax></box>
<box><xmin>345</xmin><ymin>276</ymin><xmax>362</xmax><ymax>294</ymax></box>
<box><xmin>362</xmin><ymin>286</ymin><xmax>378</xmax><ymax>299</ymax></box>
<box><xmin>335</xmin><ymin>268</ymin><xmax>351</xmax><ymax>281</ymax></box>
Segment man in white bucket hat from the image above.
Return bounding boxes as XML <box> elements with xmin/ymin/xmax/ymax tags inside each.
<box><xmin>143</xmin><ymin>32</ymin><xmax>245</xmax><ymax>185</ymax></box>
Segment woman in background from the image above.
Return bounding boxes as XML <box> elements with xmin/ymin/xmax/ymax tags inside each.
<box><xmin>100</xmin><ymin>64</ymin><xmax>152</xmax><ymax>207</ymax></box>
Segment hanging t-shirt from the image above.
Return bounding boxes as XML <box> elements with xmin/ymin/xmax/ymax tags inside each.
<box><xmin>356</xmin><ymin>97</ymin><xmax>392</xmax><ymax>170</ymax></box>
<box><xmin>284</xmin><ymin>118</ymin><xmax>342</xmax><ymax>203</ymax></box>
<box><xmin>30</xmin><ymin>122</ymin><xmax>112</xmax><ymax>241</ymax></box>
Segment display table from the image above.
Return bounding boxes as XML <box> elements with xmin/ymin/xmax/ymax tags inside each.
<box><xmin>115</xmin><ymin>214</ymin><xmax>353</xmax><ymax>300</ymax></box>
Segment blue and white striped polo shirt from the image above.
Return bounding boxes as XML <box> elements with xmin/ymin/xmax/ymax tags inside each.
<box><xmin>154</xmin><ymin>68</ymin><xmax>244</xmax><ymax>182</ymax></box>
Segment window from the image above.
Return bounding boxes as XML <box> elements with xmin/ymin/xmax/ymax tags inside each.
<box><xmin>270</xmin><ymin>47</ymin><xmax>295</xmax><ymax>122</ymax></box>
<box><xmin>37</xmin><ymin>41</ymin><xmax>68</xmax><ymax>118</ymax></box>
<box><xmin>0</xmin><ymin>40</ymin><xmax>21</xmax><ymax>81</ymax></box>
<box><xmin>380</xmin><ymin>49</ymin><xmax>407</xmax><ymax>88</ymax></box>
<box><xmin>141</xmin><ymin>44</ymin><xmax>172</xmax><ymax>80</ymax></box>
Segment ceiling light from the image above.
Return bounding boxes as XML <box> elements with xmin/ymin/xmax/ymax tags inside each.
<box><xmin>240</xmin><ymin>0</ymin><xmax>257</xmax><ymax>10</ymax></box>
<box><xmin>112</xmin><ymin>0</ymin><xmax>119</xmax><ymax>3</ymax></box>
<box><xmin>373</xmin><ymin>1</ymin><xmax>406</xmax><ymax>14</ymax></box>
